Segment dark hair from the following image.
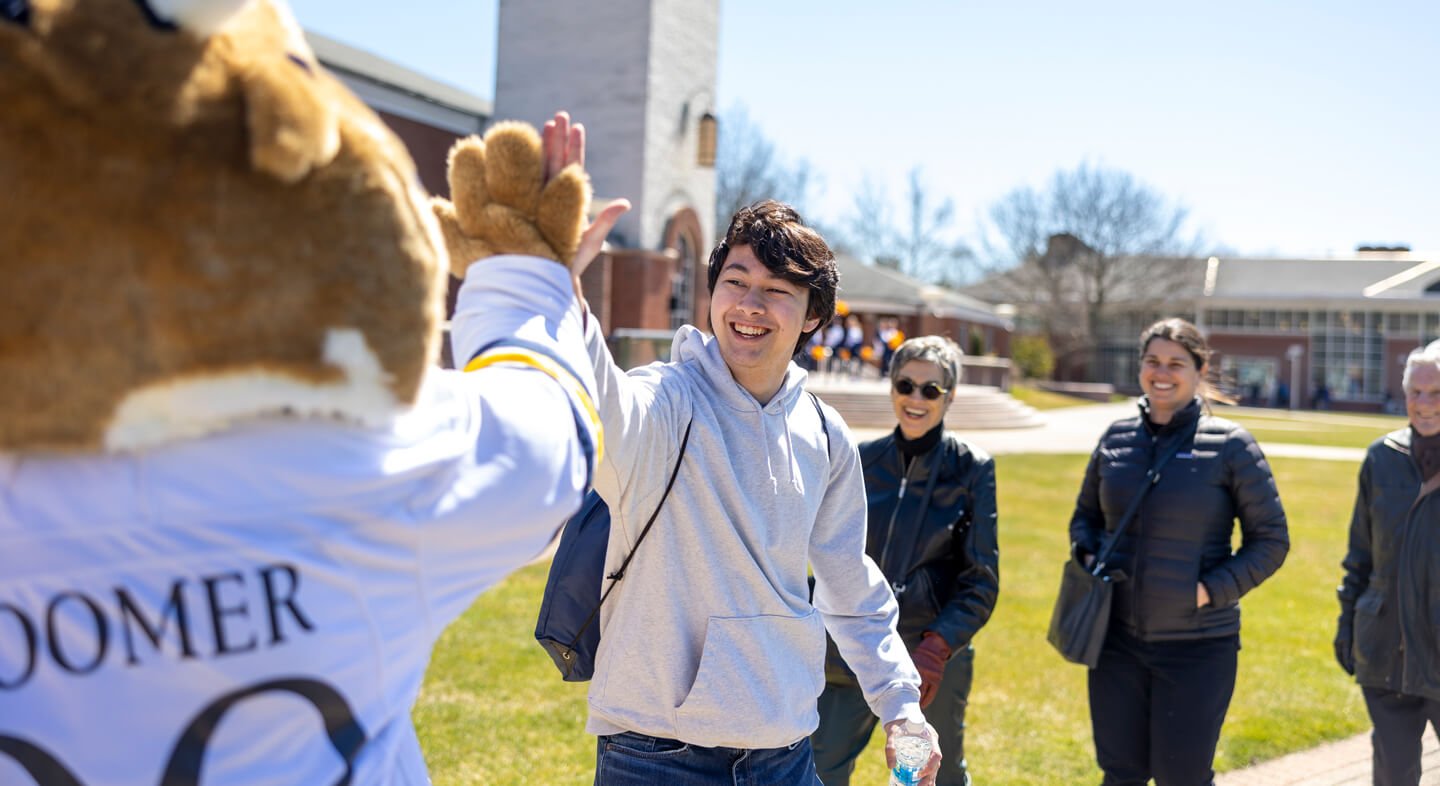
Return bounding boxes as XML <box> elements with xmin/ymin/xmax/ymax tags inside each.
<box><xmin>1139</xmin><ymin>318</ymin><xmax>1210</xmax><ymax>369</ymax></box>
<box><xmin>707</xmin><ymin>200</ymin><xmax>838</xmax><ymax>353</ymax></box>
<box><xmin>1138</xmin><ymin>317</ymin><xmax>1231</xmax><ymax>406</ymax></box>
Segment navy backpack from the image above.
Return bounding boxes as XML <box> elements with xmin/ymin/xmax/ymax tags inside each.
<box><xmin>534</xmin><ymin>421</ymin><xmax>693</xmax><ymax>681</ymax></box>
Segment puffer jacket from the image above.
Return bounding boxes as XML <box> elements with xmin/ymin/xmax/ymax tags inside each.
<box><xmin>1069</xmin><ymin>398</ymin><xmax>1289</xmax><ymax>641</ymax></box>
<box><xmin>1338</xmin><ymin>428</ymin><xmax>1440</xmax><ymax>700</ymax></box>
<box><xmin>824</xmin><ymin>430</ymin><xmax>999</xmax><ymax>683</ymax></box>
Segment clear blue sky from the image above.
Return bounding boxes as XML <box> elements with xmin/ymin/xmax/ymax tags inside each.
<box><xmin>291</xmin><ymin>1</ymin><xmax>1440</xmax><ymax>259</ymax></box>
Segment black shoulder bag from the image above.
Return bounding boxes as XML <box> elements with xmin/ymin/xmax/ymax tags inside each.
<box><xmin>1046</xmin><ymin>429</ymin><xmax>1190</xmax><ymax>668</ymax></box>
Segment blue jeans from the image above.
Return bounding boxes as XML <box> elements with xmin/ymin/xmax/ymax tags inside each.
<box><xmin>595</xmin><ymin>731</ymin><xmax>823</xmax><ymax>786</ymax></box>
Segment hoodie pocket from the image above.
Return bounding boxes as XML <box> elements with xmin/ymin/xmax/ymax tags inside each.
<box><xmin>674</xmin><ymin>610</ymin><xmax>825</xmax><ymax>745</ymax></box>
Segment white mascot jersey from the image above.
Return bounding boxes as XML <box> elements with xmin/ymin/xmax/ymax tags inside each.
<box><xmin>0</xmin><ymin>259</ymin><xmax>600</xmax><ymax>785</ymax></box>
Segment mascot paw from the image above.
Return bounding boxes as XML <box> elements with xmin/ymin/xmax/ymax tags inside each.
<box><xmin>431</xmin><ymin>121</ymin><xmax>589</xmax><ymax>278</ymax></box>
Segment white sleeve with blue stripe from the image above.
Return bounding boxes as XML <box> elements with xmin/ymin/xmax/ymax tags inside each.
<box><xmin>448</xmin><ymin>255</ymin><xmax>603</xmax><ymax>486</ymax></box>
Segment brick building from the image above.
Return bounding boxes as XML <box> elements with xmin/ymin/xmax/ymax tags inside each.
<box><xmin>970</xmin><ymin>240</ymin><xmax>1440</xmax><ymax>411</ymax></box>
<box><xmin>1197</xmin><ymin>253</ymin><xmax>1440</xmax><ymax>412</ymax></box>
<box><xmin>833</xmin><ymin>255</ymin><xmax>1013</xmax><ymax>387</ymax></box>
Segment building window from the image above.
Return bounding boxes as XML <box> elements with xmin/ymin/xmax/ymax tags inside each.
<box><xmin>670</xmin><ymin>233</ymin><xmax>696</xmax><ymax>331</ymax></box>
<box><xmin>1386</xmin><ymin>314</ymin><xmax>1415</xmax><ymax>333</ymax></box>
<box><xmin>1311</xmin><ymin>309</ymin><xmax>1384</xmax><ymax>402</ymax></box>
<box><xmin>697</xmin><ymin>113</ymin><xmax>717</xmax><ymax>168</ymax></box>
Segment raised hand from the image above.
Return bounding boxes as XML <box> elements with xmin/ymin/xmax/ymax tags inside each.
<box><xmin>538</xmin><ymin>112</ymin><xmax>630</xmax><ymax>291</ymax></box>
<box><xmin>432</xmin><ymin>114</ymin><xmax>590</xmax><ymax>278</ymax></box>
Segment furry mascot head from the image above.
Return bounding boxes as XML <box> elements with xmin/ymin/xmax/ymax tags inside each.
<box><xmin>0</xmin><ymin>0</ymin><xmax>587</xmax><ymax>452</ymax></box>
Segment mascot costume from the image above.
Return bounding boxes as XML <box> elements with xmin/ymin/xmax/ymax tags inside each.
<box><xmin>0</xmin><ymin>0</ymin><xmax>611</xmax><ymax>782</ymax></box>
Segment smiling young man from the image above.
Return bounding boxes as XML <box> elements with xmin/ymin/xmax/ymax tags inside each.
<box><xmin>578</xmin><ymin>200</ymin><xmax>939</xmax><ymax>785</ymax></box>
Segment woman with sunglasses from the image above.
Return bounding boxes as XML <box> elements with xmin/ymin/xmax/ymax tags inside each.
<box><xmin>813</xmin><ymin>335</ymin><xmax>999</xmax><ymax>786</ymax></box>
<box><xmin>1068</xmin><ymin>318</ymin><xmax>1289</xmax><ymax>786</ymax></box>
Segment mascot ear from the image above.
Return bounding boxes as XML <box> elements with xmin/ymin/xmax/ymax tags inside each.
<box><xmin>229</xmin><ymin>1</ymin><xmax>342</xmax><ymax>182</ymax></box>
<box><xmin>2</xmin><ymin>0</ymin><xmax>28</xmax><ymax>25</ymax></box>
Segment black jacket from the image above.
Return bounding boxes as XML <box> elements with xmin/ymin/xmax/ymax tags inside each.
<box><xmin>1069</xmin><ymin>399</ymin><xmax>1289</xmax><ymax>641</ymax></box>
<box><xmin>823</xmin><ymin>430</ymin><xmax>1000</xmax><ymax>684</ymax></box>
<box><xmin>1338</xmin><ymin>428</ymin><xmax>1440</xmax><ymax>700</ymax></box>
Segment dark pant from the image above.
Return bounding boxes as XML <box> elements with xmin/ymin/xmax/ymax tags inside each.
<box><xmin>595</xmin><ymin>731</ymin><xmax>822</xmax><ymax>786</ymax></box>
<box><xmin>1363</xmin><ymin>687</ymin><xmax>1440</xmax><ymax>786</ymax></box>
<box><xmin>812</xmin><ymin>646</ymin><xmax>974</xmax><ymax>786</ymax></box>
<box><xmin>1087</xmin><ymin>629</ymin><xmax>1239</xmax><ymax>786</ymax></box>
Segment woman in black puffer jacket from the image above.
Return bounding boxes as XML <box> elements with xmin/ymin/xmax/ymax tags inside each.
<box><xmin>1069</xmin><ymin>318</ymin><xmax>1289</xmax><ymax>786</ymax></box>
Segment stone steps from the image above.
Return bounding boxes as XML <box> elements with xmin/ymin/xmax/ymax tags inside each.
<box><xmin>806</xmin><ymin>379</ymin><xmax>1044</xmax><ymax>430</ymax></box>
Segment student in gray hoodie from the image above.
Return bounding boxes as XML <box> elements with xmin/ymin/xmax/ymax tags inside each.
<box><xmin>577</xmin><ymin>200</ymin><xmax>940</xmax><ymax>785</ymax></box>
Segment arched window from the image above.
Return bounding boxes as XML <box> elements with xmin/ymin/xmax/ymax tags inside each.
<box><xmin>697</xmin><ymin>112</ymin><xmax>717</xmax><ymax>168</ymax></box>
<box><xmin>670</xmin><ymin>234</ymin><xmax>696</xmax><ymax>330</ymax></box>
<box><xmin>664</xmin><ymin>208</ymin><xmax>705</xmax><ymax>330</ymax></box>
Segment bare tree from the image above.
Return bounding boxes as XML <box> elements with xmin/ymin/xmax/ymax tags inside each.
<box><xmin>897</xmin><ymin>168</ymin><xmax>975</xmax><ymax>285</ymax></box>
<box><xmin>841</xmin><ymin>175</ymin><xmax>895</xmax><ymax>266</ymax></box>
<box><xmin>843</xmin><ymin>168</ymin><xmax>974</xmax><ymax>285</ymax></box>
<box><xmin>975</xmin><ymin>163</ymin><xmax>1204</xmax><ymax>378</ymax></box>
<box><xmin>713</xmin><ymin>104</ymin><xmax>818</xmax><ymax>230</ymax></box>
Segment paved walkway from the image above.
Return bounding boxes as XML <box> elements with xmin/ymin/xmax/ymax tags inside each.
<box><xmin>1215</xmin><ymin>729</ymin><xmax>1440</xmax><ymax>785</ymax></box>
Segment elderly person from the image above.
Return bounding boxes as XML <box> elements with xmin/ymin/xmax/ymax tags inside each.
<box><xmin>812</xmin><ymin>336</ymin><xmax>999</xmax><ymax>786</ymax></box>
<box><xmin>1335</xmin><ymin>339</ymin><xmax>1440</xmax><ymax>786</ymax></box>
<box><xmin>1069</xmin><ymin>318</ymin><xmax>1289</xmax><ymax>786</ymax></box>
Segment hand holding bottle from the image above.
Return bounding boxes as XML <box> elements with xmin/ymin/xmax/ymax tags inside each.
<box><xmin>884</xmin><ymin>716</ymin><xmax>941</xmax><ymax>786</ymax></box>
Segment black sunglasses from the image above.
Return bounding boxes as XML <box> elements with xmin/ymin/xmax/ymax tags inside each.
<box><xmin>893</xmin><ymin>378</ymin><xmax>948</xmax><ymax>400</ymax></box>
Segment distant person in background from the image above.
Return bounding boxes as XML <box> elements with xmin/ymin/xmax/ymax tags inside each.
<box><xmin>844</xmin><ymin>315</ymin><xmax>865</xmax><ymax>377</ymax></box>
<box><xmin>798</xmin><ymin>330</ymin><xmax>824</xmax><ymax>372</ymax></box>
<box><xmin>1069</xmin><ymin>317</ymin><xmax>1289</xmax><ymax>786</ymax></box>
<box><xmin>813</xmin><ymin>336</ymin><xmax>999</xmax><ymax>786</ymax></box>
<box><xmin>824</xmin><ymin>318</ymin><xmax>847</xmax><ymax>375</ymax></box>
<box><xmin>1335</xmin><ymin>340</ymin><xmax>1440</xmax><ymax>786</ymax></box>
<box><xmin>878</xmin><ymin>318</ymin><xmax>905</xmax><ymax>375</ymax></box>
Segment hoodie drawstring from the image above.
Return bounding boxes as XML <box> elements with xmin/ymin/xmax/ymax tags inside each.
<box><xmin>759</xmin><ymin>403</ymin><xmax>805</xmax><ymax>495</ymax></box>
<box><xmin>782</xmin><ymin>411</ymin><xmax>803</xmax><ymax>494</ymax></box>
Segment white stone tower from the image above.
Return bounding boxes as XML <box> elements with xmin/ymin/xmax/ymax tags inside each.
<box><xmin>494</xmin><ymin>0</ymin><xmax>718</xmax><ymax>335</ymax></box>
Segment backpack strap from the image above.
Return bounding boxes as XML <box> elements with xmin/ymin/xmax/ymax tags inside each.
<box><xmin>565</xmin><ymin>419</ymin><xmax>693</xmax><ymax>652</ymax></box>
<box><xmin>1091</xmin><ymin>421</ymin><xmax>1197</xmax><ymax>575</ymax></box>
<box><xmin>809</xmin><ymin>391</ymin><xmax>830</xmax><ymax>460</ymax></box>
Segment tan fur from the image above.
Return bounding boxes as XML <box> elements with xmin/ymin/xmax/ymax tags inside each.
<box><xmin>0</xmin><ymin>0</ymin><xmax>584</xmax><ymax>452</ymax></box>
<box><xmin>432</xmin><ymin>122</ymin><xmax>590</xmax><ymax>276</ymax></box>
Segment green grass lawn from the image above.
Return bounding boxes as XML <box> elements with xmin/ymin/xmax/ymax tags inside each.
<box><xmin>1221</xmin><ymin>407</ymin><xmax>1406</xmax><ymax>449</ymax></box>
<box><xmin>415</xmin><ymin>454</ymin><xmax>1367</xmax><ymax>784</ymax></box>
<box><xmin>1009</xmin><ymin>383</ymin><xmax>1112</xmax><ymax>410</ymax></box>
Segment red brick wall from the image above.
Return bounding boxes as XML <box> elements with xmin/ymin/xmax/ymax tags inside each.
<box><xmin>377</xmin><ymin>111</ymin><xmax>467</xmax><ymax>198</ymax></box>
<box><xmin>608</xmin><ymin>250</ymin><xmax>676</xmax><ymax>330</ymax></box>
<box><xmin>1208</xmin><ymin>332</ymin><xmax>1313</xmax><ymax>408</ymax></box>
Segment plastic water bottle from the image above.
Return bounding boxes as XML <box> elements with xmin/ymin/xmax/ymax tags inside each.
<box><xmin>888</xmin><ymin>730</ymin><xmax>932</xmax><ymax>786</ymax></box>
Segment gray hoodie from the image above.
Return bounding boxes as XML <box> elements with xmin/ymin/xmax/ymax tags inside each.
<box><xmin>584</xmin><ymin>321</ymin><xmax>922</xmax><ymax>749</ymax></box>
